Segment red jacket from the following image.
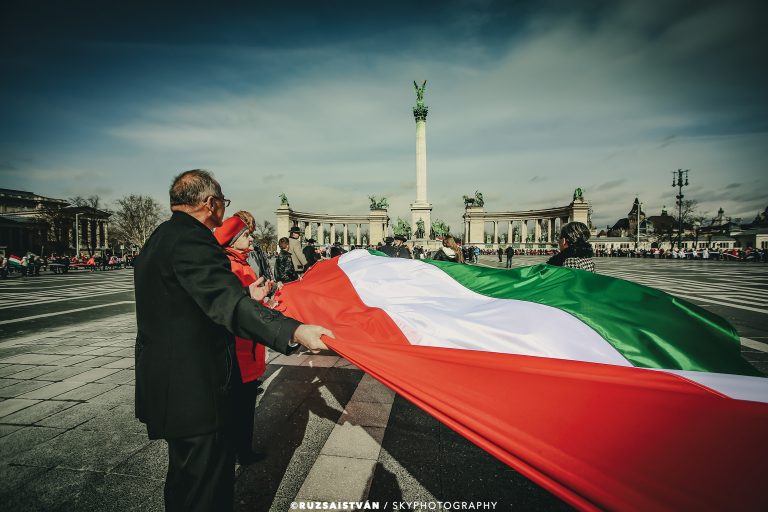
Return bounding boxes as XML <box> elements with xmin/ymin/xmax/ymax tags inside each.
<box><xmin>224</xmin><ymin>247</ymin><xmax>266</xmax><ymax>383</ymax></box>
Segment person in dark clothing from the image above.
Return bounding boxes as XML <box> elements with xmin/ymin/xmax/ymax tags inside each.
<box><xmin>497</xmin><ymin>247</ymin><xmax>503</xmax><ymax>263</ymax></box>
<box><xmin>302</xmin><ymin>238</ymin><xmax>319</xmax><ymax>271</ymax></box>
<box><xmin>134</xmin><ymin>170</ymin><xmax>333</xmax><ymax>512</ymax></box>
<box><xmin>546</xmin><ymin>221</ymin><xmax>596</xmax><ymax>272</ymax></box>
<box><xmin>378</xmin><ymin>236</ymin><xmax>395</xmax><ymax>256</ymax></box>
<box><xmin>505</xmin><ymin>246</ymin><xmax>514</xmax><ymax>268</ymax></box>
<box><xmin>275</xmin><ymin>237</ymin><xmax>299</xmax><ymax>284</ymax></box>
<box><xmin>392</xmin><ymin>235</ymin><xmax>412</xmax><ymax>259</ymax></box>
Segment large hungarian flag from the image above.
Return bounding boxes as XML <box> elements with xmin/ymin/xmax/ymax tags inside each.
<box><xmin>275</xmin><ymin>250</ymin><xmax>767</xmax><ymax>511</ymax></box>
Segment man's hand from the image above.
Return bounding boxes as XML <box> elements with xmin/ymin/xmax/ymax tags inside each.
<box><xmin>292</xmin><ymin>324</ymin><xmax>335</xmax><ymax>354</ymax></box>
<box><xmin>248</xmin><ymin>277</ymin><xmax>273</xmax><ymax>302</ymax></box>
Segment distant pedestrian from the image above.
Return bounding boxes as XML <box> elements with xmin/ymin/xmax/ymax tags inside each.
<box><xmin>505</xmin><ymin>246</ymin><xmax>514</xmax><ymax>268</ymax></box>
<box><xmin>303</xmin><ymin>238</ymin><xmax>320</xmax><ymax>271</ymax></box>
<box><xmin>497</xmin><ymin>247</ymin><xmax>503</xmax><ymax>263</ymax></box>
<box><xmin>547</xmin><ymin>222</ymin><xmax>595</xmax><ymax>272</ymax></box>
<box><xmin>275</xmin><ymin>237</ymin><xmax>299</xmax><ymax>284</ymax></box>
<box><xmin>288</xmin><ymin>227</ymin><xmax>308</xmax><ymax>273</ymax></box>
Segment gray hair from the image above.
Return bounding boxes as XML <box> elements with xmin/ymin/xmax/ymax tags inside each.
<box><xmin>169</xmin><ymin>169</ymin><xmax>222</xmax><ymax>206</ymax></box>
<box><xmin>560</xmin><ymin>221</ymin><xmax>591</xmax><ymax>245</ymax></box>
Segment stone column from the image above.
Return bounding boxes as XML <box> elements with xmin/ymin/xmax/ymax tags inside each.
<box><xmin>343</xmin><ymin>224</ymin><xmax>348</xmax><ymax>246</ymax></box>
<box><xmin>493</xmin><ymin>221</ymin><xmax>499</xmax><ymax>244</ymax></box>
<box><xmin>317</xmin><ymin>224</ymin><xmax>325</xmax><ymax>245</ymax></box>
<box><xmin>521</xmin><ymin>220</ymin><xmax>528</xmax><ymax>243</ymax></box>
<box><xmin>550</xmin><ymin>218</ymin><xmax>557</xmax><ymax>243</ymax></box>
<box><xmin>507</xmin><ymin>221</ymin><xmax>513</xmax><ymax>245</ymax></box>
<box><xmin>464</xmin><ymin>220</ymin><xmax>469</xmax><ymax>243</ymax></box>
<box><xmin>305</xmin><ymin>222</ymin><xmax>311</xmax><ymax>239</ymax></box>
<box><xmin>534</xmin><ymin>219</ymin><xmax>542</xmax><ymax>243</ymax></box>
<box><xmin>356</xmin><ymin>224</ymin><xmax>361</xmax><ymax>245</ymax></box>
<box><xmin>103</xmin><ymin>221</ymin><xmax>109</xmax><ymax>249</ymax></box>
<box><xmin>329</xmin><ymin>223</ymin><xmax>334</xmax><ymax>244</ymax></box>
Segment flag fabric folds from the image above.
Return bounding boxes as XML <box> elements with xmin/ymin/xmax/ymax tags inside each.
<box><xmin>275</xmin><ymin>250</ymin><xmax>768</xmax><ymax>511</ymax></box>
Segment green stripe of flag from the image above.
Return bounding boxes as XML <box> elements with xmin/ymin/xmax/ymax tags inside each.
<box><xmin>422</xmin><ymin>259</ymin><xmax>759</xmax><ymax>376</ymax></box>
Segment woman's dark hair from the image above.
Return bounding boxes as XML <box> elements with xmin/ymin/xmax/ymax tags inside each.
<box><xmin>547</xmin><ymin>221</ymin><xmax>593</xmax><ymax>266</ymax></box>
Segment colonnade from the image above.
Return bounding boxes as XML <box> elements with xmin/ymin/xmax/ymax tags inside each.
<box><xmin>462</xmin><ymin>199</ymin><xmax>590</xmax><ymax>247</ymax></box>
<box><xmin>276</xmin><ymin>205</ymin><xmax>390</xmax><ymax>246</ymax></box>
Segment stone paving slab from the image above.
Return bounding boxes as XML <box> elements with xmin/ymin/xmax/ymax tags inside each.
<box><xmin>53</xmin><ymin>382</ymin><xmax>117</xmax><ymax>401</ymax></box>
<box><xmin>0</xmin><ymin>424</ymin><xmax>24</xmax><ymax>437</ymax></box>
<box><xmin>4</xmin><ymin>366</ymin><xmax>60</xmax><ymax>380</ymax></box>
<box><xmin>0</xmin><ymin>398</ymin><xmax>41</xmax><ymax>417</ymax></box>
<box><xmin>11</xmin><ymin>428</ymin><xmax>150</xmax><ymax>472</ymax></box>
<box><xmin>3</xmin><ymin>468</ymin><xmax>164</xmax><ymax>512</ymax></box>
<box><xmin>103</xmin><ymin>357</ymin><xmax>134</xmax><ymax>369</ymax></box>
<box><xmin>94</xmin><ymin>369</ymin><xmax>135</xmax><ymax>386</ymax></box>
<box><xmin>54</xmin><ymin>355</ymin><xmax>98</xmax><ymax>366</ymax></box>
<box><xmin>80</xmin><ymin>404</ymin><xmax>145</xmax><ymax>434</ymax></box>
<box><xmin>76</xmin><ymin>356</ymin><xmax>123</xmax><ymax>368</ymax></box>
<box><xmin>0</xmin><ymin>380</ymin><xmax>52</xmax><ymax>398</ymax></box>
<box><xmin>0</xmin><ymin>400</ymin><xmax>77</xmax><ymax>425</ymax></box>
<box><xmin>35</xmin><ymin>366</ymin><xmax>91</xmax><ymax>381</ymax></box>
<box><xmin>64</xmin><ymin>367</ymin><xmax>121</xmax><ymax>383</ymax></box>
<box><xmin>0</xmin><ymin>426</ymin><xmax>65</xmax><ymax>460</ymax></box>
<box><xmin>0</xmin><ymin>463</ymin><xmax>50</xmax><ymax>498</ymax></box>
<box><xmin>295</xmin><ymin>454</ymin><xmax>376</xmax><ymax>502</ymax></box>
<box><xmin>338</xmin><ymin>400</ymin><xmax>393</xmax><ymax>428</ymax></box>
<box><xmin>17</xmin><ymin>380</ymin><xmax>86</xmax><ymax>400</ymax></box>
<box><xmin>320</xmin><ymin>423</ymin><xmax>385</xmax><ymax>459</ymax></box>
<box><xmin>87</xmin><ymin>384</ymin><xmax>135</xmax><ymax>407</ymax></box>
<box><xmin>34</xmin><ymin>402</ymin><xmax>104</xmax><ymax>429</ymax></box>
<box><xmin>0</xmin><ymin>364</ymin><xmax>36</xmax><ymax>377</ymax></box>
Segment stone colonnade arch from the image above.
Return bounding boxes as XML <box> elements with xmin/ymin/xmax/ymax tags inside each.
<box><xmin>275</xmin><ymin>204</ymin><xmax>390</xmax><ymax>247</ymax></box>
<box><xmin>462</xmin><ymin>197</ymin><xmax>590</xmax><ymax>248</ymax></box>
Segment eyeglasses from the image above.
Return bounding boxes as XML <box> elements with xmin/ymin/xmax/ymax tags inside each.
<box><xmin>209</xmin><ymin>196</ymin><xmax>231</xmax><ymax>208</ymax></box>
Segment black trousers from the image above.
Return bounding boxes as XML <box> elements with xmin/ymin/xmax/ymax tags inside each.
<box><xmin>231</xmin><ymin>378</ymin><xmax>260</xmax><ymax>457</ymax></box>
<box><xmin>506</xmin><ymin>257</ymin><xmax>513</xmax><ymax>268</ymax></box>
<box><xmin>165</xmin><ymin>430</ymin><xmax>234</xmax><ymax>512</ymax></box>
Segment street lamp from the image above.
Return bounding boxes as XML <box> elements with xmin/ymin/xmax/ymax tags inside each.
<box><xmin>672</xmin><ymin>169</ymin><xmax>689</xmax><ymax>250</ymax></box>
<box><xmin>636</xmin><ymin>199</ymin><xmax>642</xmax><ymax>250</ymax></box>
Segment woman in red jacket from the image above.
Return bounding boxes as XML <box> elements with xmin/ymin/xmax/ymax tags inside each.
<box><xmin>214</xmin><ymin>214</ymin><xmax>269</xmax><ymax>464</ymax></box>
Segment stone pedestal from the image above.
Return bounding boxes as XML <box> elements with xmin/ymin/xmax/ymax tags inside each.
<box><xmin>368</xmin><ymin>209</ymin><xmax>389</xmax><ymax>246</ymax></box>
<box><xmin>276</xmin><ymin>204</ymin><xmax>292</xmax><ymax>240</ymax></box>
<box><xmin>464</xmin><ymin>206</ymin><xmax>485</xmax><ymax>244</ymax></box>
<box><xmin>410</xmin><ymin>202</ymin><xmax>432</xmax><ymax>241</ymax></box>
<box><xmin>570</xmin><ymin>199</ymin><xmax>590</xmax><ymax>225</ymax></box>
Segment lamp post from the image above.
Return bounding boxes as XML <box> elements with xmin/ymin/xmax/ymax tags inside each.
<box><xmin>672</xmin><ymin>169</ymin><xmax>689</xmax><ymax>250</ymax></box>
<box><xmin>74</xmin><ymin>212</ymin><xmax>80</xmax><ymax>257</ymax></box>
<box><xmin>636</xmin><ymin>199</ymin><xmax>642</xmax><ymax>251</ymax></box>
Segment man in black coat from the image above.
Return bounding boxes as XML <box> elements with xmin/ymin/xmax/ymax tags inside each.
<box><xmin>302</xmin><ymin>238</ymin><xmax>319</xmax><ymax>271</ymax></box>
<box><xmin>505</xmin><ymin>245</ymin><xmax>514</xmax><ymax>268</ymax></box>
<box><xmin>134</xmin><ymin>169</ymin><xmax>332</xmax><ymax>512</ymax></box>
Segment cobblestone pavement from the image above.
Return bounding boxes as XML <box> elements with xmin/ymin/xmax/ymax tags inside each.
<box><xmin>1</xmin><ymin>258</ymin><xmax>766</xmax><ymax>510</ymax></box>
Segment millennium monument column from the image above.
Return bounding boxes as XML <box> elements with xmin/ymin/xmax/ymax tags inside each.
<box><xmin>411</xmin><ymin>80</ymin><xmax>433</xmax><ymax>240</ymax></box>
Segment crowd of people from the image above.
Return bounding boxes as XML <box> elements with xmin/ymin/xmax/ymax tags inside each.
<box><xmin>594</xmin><ymin>246</ymin><xmax>768</xmax><ymax>262</ymax></box>
<box><xmin>0</xmin><ymin>252</ymin><xmax>138</xmax><ymax>278</ymax></box>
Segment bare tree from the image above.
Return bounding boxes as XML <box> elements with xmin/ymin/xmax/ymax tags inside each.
<box><xmin>253</xmin><ymin>220</ymin><xmax>277</xmax><ymax>253</ymax></box>
<box><xmin>68</xmin><ymin>195</ymin><xmax>102</xmax><ymax>209</ymax></box>
<box><xmin>111</xmin><ymin>195</ymin><xmax>163</xmax><ymax>249</ymax></box>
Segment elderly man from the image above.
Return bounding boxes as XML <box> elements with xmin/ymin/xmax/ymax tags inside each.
<box><xmin>288</xmin><ymin>226</ymin><xmax>308</xmax><ymax>273</ymax></box>
<box><xmin>134</xmin><ymin>169</ymin><xmax>332</xmax><ymax>512</ymax></box>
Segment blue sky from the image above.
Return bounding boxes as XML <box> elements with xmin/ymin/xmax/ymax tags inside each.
<box><xmin>1</xmin><ymin>0</ymin><xmax>766</xmax><ymax>232</ymax></box>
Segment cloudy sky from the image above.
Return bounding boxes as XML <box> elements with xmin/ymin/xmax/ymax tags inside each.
<box><xmin>1</xmin><ymin>0</ymin><xmax>766</xmax><ymax>232</ymax></box>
